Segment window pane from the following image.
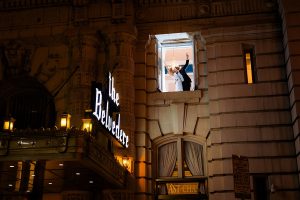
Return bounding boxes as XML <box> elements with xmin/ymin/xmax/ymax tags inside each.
<box><xmin>245</xmin><ymin>52</ymin><xmax>253</xmax><ymax>84</ymax></box>
<box><xmin>171</xmin><ymin>161</ymin><xmax>178</xmax><ymax>177</ymax></box>
<box><xmin>184</xmin><ymin>141</ymin><xmax>204</xmax><ymax>176</ymax></box>
<box><xmin>183</xmin><ymin>161</ymin><xmax>193</xmax><ymax>177</ymax></box>
<box><xmin>158</xmin><ymin>142</ymin><xmax>177</xmax><ymax>177</ymax></box>
<box><xmin>155</xmin><ymin>33</ymin><xmax>194</xmax><ymax>92</ymax></box>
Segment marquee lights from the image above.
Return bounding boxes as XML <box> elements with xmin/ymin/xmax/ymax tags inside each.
<box><xmin>92</xmin><ymin>72</ymin><xmax>129</xmax><ymax>148</ymax></box>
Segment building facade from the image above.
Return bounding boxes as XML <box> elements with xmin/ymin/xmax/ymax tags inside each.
<box><xmin>0</xmin><ymin>0</ymin><xmax>299</xmax><ymax>199</ymax></box>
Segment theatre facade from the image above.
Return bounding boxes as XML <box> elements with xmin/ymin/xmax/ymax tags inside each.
<box><xmin>0</xmin><ymin>0</ymin><xmax>300</xmax><ymax>199</ymax></box>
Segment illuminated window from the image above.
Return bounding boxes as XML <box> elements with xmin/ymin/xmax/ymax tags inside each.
<box><xmin>156</xmin><ymin>33</ymin><xmax>195</xmax><ymax>92</ymax></box>
<box><xmin>243</xmin><ymin>46</ymin><xmax>257</xmax><ymax>84</ymax></box>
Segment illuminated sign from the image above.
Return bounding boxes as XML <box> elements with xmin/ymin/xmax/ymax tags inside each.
<box><xmin>166</xmin><ymin>183</ymin><xmax>200</xmax><ymax>194</ymax></box>
<box><xmin>92</xmin><ymin>72</ymin><xmax>129</xmax><ymax>148</ymax></box>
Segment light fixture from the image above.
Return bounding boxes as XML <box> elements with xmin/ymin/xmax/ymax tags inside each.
<box><xmin>81</xmin><ymin>110</ymin><xmax>93</xmax><ymax>132</ymax></box>
<box><xmin>3</xmin><ymin>117</ymin><xmax>15</xmax><ymax>132</ymax></box>
<box><xmin>60</xmin><ymin>113</ymin><xmax>71</xmax><ymax>130</ymax></box>
<box><xmin>81</xmin><ymin>118</ymin><xmax>92</xmax><ymax>132</ymax></box>
<box><xmin>122</xmin><ymin>157</ymin><xmax>130</xmax><ymax>169</ymax></box>
<box><xmin>115</xmin><ymin>155</ymin><xmax>133</xmax><ymax>173</ymax></box>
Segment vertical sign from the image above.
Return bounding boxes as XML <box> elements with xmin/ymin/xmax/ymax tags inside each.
<box><xmin>232</xmin><ymin>155</ymin><xmax>251</xmax><ymax>199</ymax></box>
<box><xmin>91</xmin><ymin>72</ymin><xmax>129</xmax><ymax>148</ymax></box>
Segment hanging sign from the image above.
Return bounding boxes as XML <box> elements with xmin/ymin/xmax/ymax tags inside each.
<box><xmin>92</xmin><ymin>72</ymin><xmax>129</xmax><ymax>148</ymax></box>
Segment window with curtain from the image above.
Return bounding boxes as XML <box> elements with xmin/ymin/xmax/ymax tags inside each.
<box><xmin>158</xmin><ymin>140</ymin><xmax>204</xmax><ymax>178</ymax></box>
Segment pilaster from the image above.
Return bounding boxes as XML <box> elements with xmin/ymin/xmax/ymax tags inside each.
<box><xmin>67</xmin><ymin>34</ymin><xmax>99</xmax><ymax>127</ymax></box>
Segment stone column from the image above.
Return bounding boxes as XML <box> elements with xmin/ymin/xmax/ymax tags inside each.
<box><xmin>145</xmin><ymin>35</ymin><xmax>158</xmax><ymax>93</ymax></box>
<box><xmin>67</xmin><ymin>34</ymin><xmax>98</xmax><ymax>127</ymax></box>
<box><xmin>194</xmin><ymin>34</ymin><xmax>207</xmax><ymax>90</ymax></box>
<box><xmin>106</xmin><ymin>30</ymin><xmax>136</xmax><ymax>159</ymax></box>
<box><xmin>134</xmin><ymin>35</ymin><xmax>154</xmax><ymax>200</ymax></box>
<box><xmin>278</xmin><ymin>0</ymin><xmax>300</xmax><ymax>187</ymax></box>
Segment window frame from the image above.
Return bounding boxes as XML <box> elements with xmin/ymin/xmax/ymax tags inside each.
<box><xmin>154</xmin><ymin>135</ymin><xmax>206</xmax><ymax>179</ymax></box>
<box><xmin>155</xmin><ymin>33</ymin><xmax>195</xmax><ymax>92</ymax></box>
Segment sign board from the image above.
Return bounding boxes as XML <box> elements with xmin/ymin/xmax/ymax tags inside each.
<box><xmin>166</xmin><ymin>183</ymin><xmax>199</xmax><ymax>194</ymax></box>
<box><xmin>91</xmin><ymin>72</ymin><xmax>129</xmax><ymax>148</ymax></box>
<box><xmin>232</xmin><ymin>155</ymin><xmax>251</xmax><ymax>199</ymax></box>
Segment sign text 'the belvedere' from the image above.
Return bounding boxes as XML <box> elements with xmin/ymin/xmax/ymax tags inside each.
<box><xmin>92</xmin><ymin>72</ymin><xmax>129</xmax><ymax>148</ymax></box>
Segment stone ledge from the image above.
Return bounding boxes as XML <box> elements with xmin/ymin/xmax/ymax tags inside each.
<box><xmin>147</xmin><ymin>90</ymin><xmax>202</xmax><ymax>105</ymax></box>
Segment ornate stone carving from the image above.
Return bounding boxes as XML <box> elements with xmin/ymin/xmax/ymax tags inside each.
<box><xmin>111</xmin><ymin>0</ymin><xmax>126</xmax><ymax>24</ymax></box>
<box><xmin>33</xmin><ymin>53</ymin><xmax>60</xmax><ymax>84</ymax></box>
<box><xmin>135</xmin><ymin>0</ymin><xmax>276</xmax><ymax>23</ymax></box>
<box><xmin>0</xmin><ymin>41</ymin><xmax>34</xmax><ymax>78</ymax></box>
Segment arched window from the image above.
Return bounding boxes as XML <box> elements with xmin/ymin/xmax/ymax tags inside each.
<box><xmin>157</xmin><ymin>139</ymin><xmax>204</xmax><ymax>178</ymax></box>
<box><xmin>154</xmin><ymin>136</ymin><xmax>207</xmax><ymax>199</ymax></box>
<box><xmin>0</xmin><ymin>77</ymin><xmax>56</xmax><ymax>129</ymax></box>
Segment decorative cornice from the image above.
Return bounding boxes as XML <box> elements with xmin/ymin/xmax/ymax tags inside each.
<box><xmin>136</xmin><ymin>0</ymin><xmax>277</xmax><ymax>23</ymax></box>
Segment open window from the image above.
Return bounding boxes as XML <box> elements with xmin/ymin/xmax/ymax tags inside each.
<box><xmin>156</xmin><ymin>33</ymin><xmax>195</xmax><ymax>92</ymax></box>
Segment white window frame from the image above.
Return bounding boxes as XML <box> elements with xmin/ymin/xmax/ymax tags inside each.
<box><xmin>156</xmin><ymin>33</ymin><xmax>195</xmax><ymax>92</ymax></box>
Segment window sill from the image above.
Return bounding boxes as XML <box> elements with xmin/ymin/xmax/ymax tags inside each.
<box><xmin>148</xmin><ymin>90</ymin><xmax>202</xmax><ymax>105</ymax></box>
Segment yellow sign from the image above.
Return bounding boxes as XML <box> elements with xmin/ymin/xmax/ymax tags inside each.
<box><xmin>166</xmin><ymin>183</ymin><xmax>199</xmax><ymax>194</ymax></box>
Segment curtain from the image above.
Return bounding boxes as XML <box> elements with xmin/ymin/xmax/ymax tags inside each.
<box><xmin>158</xmin><ymin>142</ymin><xmax>177</xmax><ymax>194</ymax></box>
<box><xmin>184</xmin><ymin>141</ymin><xmax>204</xmax><ymax>176</ymax></box>
<box><xmin>158</xmin><ymin>142</ymin><xmax>177</xmax><ymax>177</ymax></box>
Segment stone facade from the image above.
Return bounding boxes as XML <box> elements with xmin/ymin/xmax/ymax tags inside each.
<box><xmin>0</xmin><ymin>0</ymin><xmax>299</xmax><ymax>199</ymax></box>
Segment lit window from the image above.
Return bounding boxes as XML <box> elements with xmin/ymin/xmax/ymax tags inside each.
<box><xmin>243</xmin><ymin>46</ymin><xmax>257</xmax><ymax>84</ymax></box>
<box><xmin>156</xmin><ymin>33</ymin><xmax>195</xmax><ymax>92</ymax></box>
<box><xmin>245</xmin><ymin>52</ymin><xmax>253</xmax><ymax>83</ymax></box>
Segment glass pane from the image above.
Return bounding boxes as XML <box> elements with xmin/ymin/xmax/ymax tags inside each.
<box><xmin>171</xmin><ymin>161</ymin><xmax>178</xmax><ymax>177</ymax></box>
<box><xmin>245</xmin><ymin>52</ymin><xmax>253</xmax><ymax>84</ymax></box>
<box><xmin>183</xmin><ymin>161</ymin><xmax>193</xmax><ymax>177</ymax></box>
<box><xmin>158</xmin><ymin>142</ymin><xmax>177</xmax><ymax>177</ymax></box>
<box><xmin>184</xmin><ymin>141</ymin><xmax>204</xmax><ymax>176</ymax></box>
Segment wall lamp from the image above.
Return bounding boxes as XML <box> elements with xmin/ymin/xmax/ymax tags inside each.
<box><xmin>122</xmin><ymin>156</ymin><xmax>130</xmax><ymax>169</ymax></box>
<box><xmin>115</xmin><ymin>155</ymin><xmax>133</xmax><ymax>173</ymax></box>
<box><xmin>122</xmin><ymin>156</ymin><xmax>133</xmax><ymax>173</ymax></box>
<box><xmin>3</xmin><ymin>117</ymin><xmax>15</xmax><ymax>132</ymax></box>
<box><xmin>81</xmin><ymin>110</ymin><xmax>93</xmax><ymax>133</ymax></box>
<box><xmin>60</xmin><ymin>113</ymin><xmax>71</xmax><ymax>130</ymax></box>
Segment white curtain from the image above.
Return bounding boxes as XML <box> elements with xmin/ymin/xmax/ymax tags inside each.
<box><xmin>159</xmin><ymin>142</ymin><xmax>177</xmax><ymax>177</ymax></box>
<box><xmin>158</xmin><ymin>142</ymin><xmax>177</xmax><ymax>195</ymax></box>
<box><xmin>184</xmin><ymin>141</ymin><xmax>204</xmax><ymax>176</ymax></box>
